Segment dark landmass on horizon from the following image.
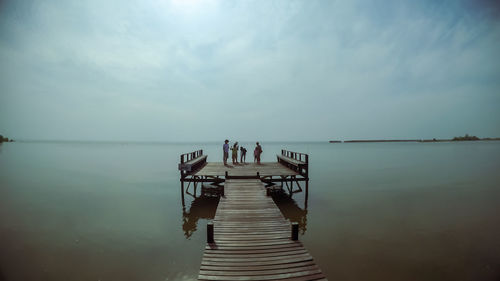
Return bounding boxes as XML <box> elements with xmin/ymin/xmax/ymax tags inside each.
<box><xmin>330</xmin><ymin>134</ymin><xmax>500</xmax><ymax>143</ymax></box>
<box><xmin>0</xmin><ymin>135</ymin><xmax>14</xmax><ymax>143</ymax></box>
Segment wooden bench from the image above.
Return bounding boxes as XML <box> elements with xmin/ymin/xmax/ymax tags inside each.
<box><xmin>178</xmin><ymin>155</ymin><xmax>207</xmax><ymax>172</ymax></box>
<box><xmin>277</xmin><ymin>154</ymin><xmax>306</xmax><ymax>169</ymax></box>
<box><xmin>178</xmin><ymin>150</ymin><xmax>207</xmax><ymax>177</ymax></box>
<box><xmin>277</xmin><ymin>150</ymin><xmax>309</xmax><ymax>178</ymax></box>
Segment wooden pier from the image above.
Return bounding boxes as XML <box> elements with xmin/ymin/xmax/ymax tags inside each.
<box><xmin>179</xmin><ymin>149</ymin><xmax>326</xmax><ymax>280</ymax></box>
<box><xmin>179</xmin><ymin>150</ymin><xmax>310</xmax><ymax>205</ymax></box>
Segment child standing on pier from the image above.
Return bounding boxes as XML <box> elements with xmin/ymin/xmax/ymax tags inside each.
<box><xmin>231</xmin><ymin>142</ymin><xmax>239</xmax><ymax>164</ymax></box>
<box><xmin>240</xmin><ymin>146</ymin><xmax>247</xmax><ymax>163</ymax></box>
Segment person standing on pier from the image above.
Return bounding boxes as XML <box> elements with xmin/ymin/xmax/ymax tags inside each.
<box><xmin>231</xmin><ymin>142</ymin><xmax>239</xmax><ymax>164</ymax></box>
<box><xmin>254</xmin><ymin>146</ymin><xmax>258</xmax><ymax>163</ymax></box>
<box><xmin>240</xmin><ymin>146</ymin><xmax>247</xmax><ymax>163</ymax></box>
<box><xmin>255</xmin><ymin>142</ymin><xmax>263</xmax><ymax>164</ymax></box>
<box><xmin>223</xmin><ymin>139</ymin><xmax>229</xmax><ymax>165</ymax></box>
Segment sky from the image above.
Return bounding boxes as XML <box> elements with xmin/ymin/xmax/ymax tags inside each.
<box><xmin>1</xmin><ymin>0</ymin><xmax>499</xmax><ymax>142</ymax></box>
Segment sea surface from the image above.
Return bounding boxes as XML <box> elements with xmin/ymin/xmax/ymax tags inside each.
<box><xmin>0</xmin><ymin>141</ymin><xmax>499</xmax><ymax>281</ymax></box>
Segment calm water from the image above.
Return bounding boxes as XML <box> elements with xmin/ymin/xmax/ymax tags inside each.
<box><xmin>1</xmin><ymin>141</ymin><xmax>499</xmax><ymax>281</ymax></box>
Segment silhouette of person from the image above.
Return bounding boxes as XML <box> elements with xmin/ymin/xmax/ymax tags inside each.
<box><xmin>231</xmin><ymin>142</ymin><xmax>239</xmax><ymax>164</ymax></box>
<box><xmin>254</xmin><ymin>146</ymin><xmax>258</xmax><ymax>162</ymax></box>
<box><xmin>240</xmin><ymin>146</ymin><xmax>247</xmax><ymax>163</ymax></box>
<box><xmin>255</xmin><ymin>142</ymin><xmax>263</xmax><ymax>164</ymax></box>
<box><xmin>223</xmin><ymin>139</ymin><xmax>229</xmax><ymax>165</ymax></box>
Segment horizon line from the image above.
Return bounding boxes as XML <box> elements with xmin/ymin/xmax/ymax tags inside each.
<box><xmin>8</xmin><ymin>136</ymin><xmax>500</xmax><ymax>144</ymax></box>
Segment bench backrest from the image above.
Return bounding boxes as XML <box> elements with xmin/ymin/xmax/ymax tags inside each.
<box><xmin>280</xmin><ymin>149</ymin><xmax>308</xmax><ymax>164</ymax></box>
<box><xmin>180</xmin><ymin>150</ymin><xmax>204</xmax><ymax>164</ymax></box>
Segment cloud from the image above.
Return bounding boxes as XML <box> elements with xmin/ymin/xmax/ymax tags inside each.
<box><xmin>1</xmin><ymin>0</ymin><xmax>499</xmax><ymax>141</ymax></box>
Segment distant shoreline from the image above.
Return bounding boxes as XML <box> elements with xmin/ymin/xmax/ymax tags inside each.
<box><xmin>0</xmin><ymin>135</ymin><xmax>14</xmax><ymax>143</ymax></box>
<box><xmin>330</xmin><ymin>138</ymin><xmax>500</xmax><ymax>143</ymax></box>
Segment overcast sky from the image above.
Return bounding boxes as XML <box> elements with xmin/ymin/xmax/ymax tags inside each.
<box><xmin>1</xmin><ymin>0</ymin><xmax>499</xmax><ymax>141</ymax></box>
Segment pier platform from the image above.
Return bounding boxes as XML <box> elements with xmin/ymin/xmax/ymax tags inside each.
<box><xmin>194</xmin><ymin>162</ymin><xmax>300</xmax><ymax>178</ymax></box>
<box><xmin>179</xmin><ymin>149</ymin><xmax>309</xmax><ymax>189</ymax></box>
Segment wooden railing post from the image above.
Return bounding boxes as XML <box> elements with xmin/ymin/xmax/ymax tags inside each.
<box><xmin>207</xmin><ymin>222</ymin><xmax>214</xmax><ymax>243</ymax></box>
<box><xmin>292</xmin><ymin>222</ymin><xmax>299</xmax><ymax>241</ymax></box>
<box><xmin>305</xmin><ymin>154</ymin><xmax>309</xmax><ymax>179</ymax></box>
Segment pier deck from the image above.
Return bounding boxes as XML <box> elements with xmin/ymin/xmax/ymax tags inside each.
<box><xmin>198</xmin><ymin>179</ymin><xmax>326</xmax><ymax>281</ymax></box>
<box><xmin>194</xmin><ymin>162</ymin><xmax>300</xmax><ymax>178</ymax></box>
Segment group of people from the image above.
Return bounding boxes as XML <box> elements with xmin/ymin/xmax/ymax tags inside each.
<box><xmin>223</xmin><ymin>140</ymin><xmax>263</xmax><ymax>165</ymax></box>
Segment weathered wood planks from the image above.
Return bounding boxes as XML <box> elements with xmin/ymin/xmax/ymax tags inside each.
<box><xmin>194</xmin><ymin>163</ymin><xmax>299</xmax><ymax>178</ymax></box>
<box><xmin>198</xmin><ymin>179</ymin><xmax>326</xmax><ymax>281</ymax></box>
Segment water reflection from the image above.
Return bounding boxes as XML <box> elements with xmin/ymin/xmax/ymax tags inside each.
<box><xmin>182</xmin><ymin>195</ymin><xmax>219</xmax><ymax>238</ymax></box>
<box><xmin>272</xmin><ymin>192</ymin><xmax>308</xmax><ymax>234</ymax></box>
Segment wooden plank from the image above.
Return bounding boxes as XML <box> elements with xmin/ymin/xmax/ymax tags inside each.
<box><xmin>200</xmin><ymin>265</ymin><xmax>320</xmax><ymax>276</ymax></box>
<box><xmin>204</xmin><ymin>249</ymin><xmax>308</xmax><ymax>257</ymax></box>
<box><xmin>204</xmin><ymin>245</ymin><xmax>303</xmax><ymax>254</ymax></box>
<box><xmin>200</xmin><ymin>260</ymin><xmax>316</xmax><ymax>271</ymax></box>
<box><xmin>198</xmin><ymin>268</ymin><xmax>323</xmax><ymax>280</ymax></box>
<box><xmin>205</xmin><ymin>242</ymin><xmax>303</xmax><ymax>251</ymax></box>
<box><xmin>200</xmin><ymin>255</ymin><xmax>313</xmax><ymax>267</ymax></box>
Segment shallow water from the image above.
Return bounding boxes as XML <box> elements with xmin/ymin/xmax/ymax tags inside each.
<box><xmin>0</xmin><ymin>141</ymin><xmax>499</xmax><ymax>281</ymax></box>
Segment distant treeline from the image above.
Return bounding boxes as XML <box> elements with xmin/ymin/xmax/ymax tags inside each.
<box><xmin>451</xmin><ymin>134</ymin><xmax>479</xmax><ymax>141</ymax></box>
<box><xmin>330</xmin><ymin>134</ymin><xmax>500</xmax><ymax>143</ymax></box>
<box><xmin>0</xmin><ymin>135</ymin><xmax>14</xmax><ymax>143</ymax></box>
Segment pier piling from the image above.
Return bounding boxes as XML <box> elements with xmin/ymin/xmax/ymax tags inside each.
<box><xmin>292</xmin><ymin>222</ymin><xmax>299</xmax><ymax>241</ymax></box>
<box><xmin>207</xmin><ymin>222</ymin><xmax>214</xmax><ymax>244</ymax></box>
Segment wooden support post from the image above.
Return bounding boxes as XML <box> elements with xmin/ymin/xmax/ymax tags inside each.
<box><xmin>207</xmin><ymin>222</ymin><xmax>214</xmax><ymax>244</ymax></box>
<box><xmin>257</xmin><ymin>172</ymin><xmax>260</xmax><ymax>178</ymax></box>
<box><xmin>295</xmin><ymin>179</ymin><xmax>302</xmax><ymax>192</ymax></box>
<box><xmin>305</xmin><ymin>180</ymin><xmax>309</xmax><ymax>210</ymax></box>
<box><xmin>305</xmin><ymin>154</ymin><xmax>309</xmax><ymax>179</ymax></box>
<box><xmin>266</xmin><ymin>188</ymin><xmax>271</xmax><ymax>196</ymax></box>
<box><xmin>292</xmin><ymin>222</ymin><xmax>299</xmax><ymax>241</ymax></box>
<box><xmin>221</xmin><ymin>184</ymin><xmax>225</xmax><ymax>197</ymax></box>
<box><xmin>194</xmin><ymin>181</ymin><xmax>197</xmax><ymax>198</ymax></box>
<box><xmin>181</xmin><ymin>181</ymin><xmax>185</xmax><ymax>207</ymax></box>
<box><xmin>225</xmin><ymin>171</ymin><xmax>228</xmax><ymax>178</ymax></box>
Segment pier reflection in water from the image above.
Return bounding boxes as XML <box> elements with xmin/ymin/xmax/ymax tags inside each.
<box><xmin>182</xmin><ymin>193</ymin><xmax>219</xmax><ymax>238</ymax></box>
<box><xmin>272</xmin><ymin>192</ymin><xmax>308</xmax><ymax>234</ymax></box>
